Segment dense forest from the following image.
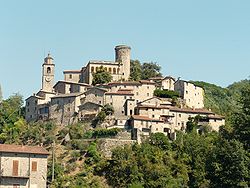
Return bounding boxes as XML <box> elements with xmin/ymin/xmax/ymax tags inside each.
<box><xmin>0</xmin><ymin>77</ymin><xmax>250</xmax><ymax>187</ymax></box>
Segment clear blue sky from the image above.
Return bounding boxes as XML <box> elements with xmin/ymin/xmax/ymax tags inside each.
<box><xmin>1</xmin><ymin>0</ymin><xmax>250</xmax><ymax>99</ymax></box>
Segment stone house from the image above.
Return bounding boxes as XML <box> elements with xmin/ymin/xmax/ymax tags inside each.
<box><xmin>130</xmin><ymin>115</ymin><xmax>172</xmax><ymax>143</ymax></box>
<box><xmin>105</xmin><ymin>90</ymin><xmax>135</xmax><ymax>117</ymax></box>
<box><xmin>63</xmin><ymin>70</ymin><xmax>81</xmax><ymax>83</ymax></box>
<box><xmin>53</xmin><ymin>81</ymin><xmax>91</xmax><ymax>94</ymax></box>
<box><xmin>81</xmin><ymin>87</ymin><xmax>107</xmax><ymax>106</ymax></box>
<box><xmin>49</xmin><ymin>93</ymin><xmax>84</xmax><ymax>125</ymax></box>
<box><xmin>108</xmin><ymin>80</ymin><xmax>156</xmax><ymax>104</ymax></box>
<box><xmin>0</xmin><ymin>144</ymin><xmax>49</xmax><ymax>188</ymax></box>
<box><xmin>174</xmin><ymin>80</ymin><xmax>204</xmax><ymax>109</ymax></box>
<box><xmin>78</xmin><ymin>102</ymin><xmax>102</xmax><ymax>121</ymax></box>
<box><xmin>149</xmin><ymin>76</ymin><xmax>175</xmax><ymax>91</ymax></box>
<box><xmin>133</xmin><ymin>97</ymin><xmax>224</xmax><ymax>134</ymax></box>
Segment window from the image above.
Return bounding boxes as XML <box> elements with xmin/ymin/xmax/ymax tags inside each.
<box><xmin>96</xmin><ymin>67</ymin><xmax>99</xmax><ymax>72</ymax></box>
<box><xmin>35</xmin><ymin>100</ymin><xmax>37</xmax><ymax>105</ymax></box>
<box><xmin>47</xmin><ymin>67</ymin><xmax>51</xmax><ymax>74</ymax></box>
<box><xmin>117</xmin><ymin>68</ymin><xmax>120</xmax><ymax>73</ymax></box>
<box><xmin>122</xmin><ymin>111</ymin><xmax>124</xmax><ymax>114</ymax></box>
<box><xmin>147</xmin><ymin>93</ymin><xmax>149</xmax><ymax>96</ymax></box>
<box><xmin>147</xmin><ymin>86</ymin><xmax>149</xmax><ymax>89</ymax></box>
<box><xmin>27</xmin><ymin>108</ymin><xmax>29</xmax><ymax>112</ymax></box>
<box><xmin>152</xmin><ymin>115</ymin><xmax>155</xmax><ymax>118</ymax></box>
<box><xmin>136</xmin><ymin>92</ymin><xmax>139</xmax><ymax>96</ymax></box>
<box><xmin>156</xmin><ymin>128</ymin><xmax>158</xmax><ymax>131</ymax></box>
<box><xmin>27</xmin><ymin>102</ymin><xmax>30</xmax><ymax>106</ymax></box>
<box><xmin>32</xmin><ymin>161</ymin><xmax>37</xmax><ymax>172</ymax></box>
<box><xmin>69</xmin><ymin>74</ymin><xmax>72</xmax><ymax>79</ymax></box>
<box><xmin>152</xmin><ymin>109</ymin><xmax>155</xmax><ymax>111</ymax></box>
<box><xmin>186</xmin><ymin>91</ymin><xmax>188</xmax><ymax>94</ymax></box>
<box><xmin>179</xmin><ymin>114</ymin><xmax>181</xmax><ymax>117</ymax></box>
<box><xmin>91</xmin><ymin>67</ymin><xmax>94</xmax><ymax>73</ymax></box>
<box><xmin>109</xmin><ymin>68</ymin><xmax>112</xmax><ymax>73</ymax></box>
<box><xmin>164</xmin><ymin>128</ymin><xmax>170</xmax><ymax>132</ymax></box>
<box><xmin>141</xmin><ymin>121</ymin><xmax>143</xmax><ymax>125</ymax></box>
<box><xmin>67</xmin><ymin>107</ymin><xmax>70</xmax><ymax>111</ymax></box>
<box><xmin>104</xmin><ymin>67</ymin><xmax>107</xmax><ymax>71</ymax></box>
<box><xmin>113</xmin><ymin>68</ymin><xmax>116</xmax><ymax>74</ymax></box>
<box><xmin>124</xmin><ymin>96</ymin><xmax>127</xmax><ymax>99</ymax></box>
<box><xmin>12</xmin><ymin>160</ymin><xmax>19</xmax><ymax>176</ymax></box>
<box><xmin>99</xmin><ymin>101</ymin><xmax>101</xmax><ymax>104</ymax></box>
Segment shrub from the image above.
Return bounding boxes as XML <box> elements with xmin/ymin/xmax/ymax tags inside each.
<box><xmin>154</xmin><ymin>89</ymin><xmax>180</xmax><ymax>99</ymax></box>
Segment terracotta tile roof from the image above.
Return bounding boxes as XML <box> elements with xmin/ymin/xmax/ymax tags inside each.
<box><xmin>131</xmin><ymin>115</ymin><xmax>163</xmax><ymax>122</ymax></box>
<box><xmin>169</xmin><ymin>107</ymin><xmax>214</xmax><ymax>114</ymax></box>
<box><xmin>0</xmin><ymin>144</ymin><xmax>49</xmax><ymax>155</ymax></box>
<box><xmin>63</xmin><ymin>70</ymin><xmax>81</xmax><ymax>73</ymax></box>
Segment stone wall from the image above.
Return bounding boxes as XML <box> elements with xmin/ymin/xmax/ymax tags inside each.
<box><xmin>98</xmin><ymin>138</ymin><xmax>135</xmax><ymax>158</ymax></box>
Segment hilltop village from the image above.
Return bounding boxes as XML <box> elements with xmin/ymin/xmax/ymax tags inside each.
<box><xmin>25</xmin><ymin>45</ymin><xmax>225</xmax><ymax>142</ymax></box>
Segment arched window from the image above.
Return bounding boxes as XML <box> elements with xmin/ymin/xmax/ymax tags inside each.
<box><xmin>47</xmin><ymin>67</ymin><xmax>51</xmax><ymax>74</ymax></box>
<box><xmin>91</xmin><ymin>67</ymin><xmax>94</xmax><ymax>73</ymax></box>
<box><xmin>96</xmin><ymin>67</ymin><xmax>99</xmax><ymax>72</ymax></box>
<box><xmin>117</xmin><ymin>68</ymin><xmax>120</xmax><ymax>73</ymax></box>
<box><xmin>104</xmin><ymin>67</ymin><xmax>107</xmax><ymax>71</ymax></box>
<box><xmin>113</xmin><ymin>68</ymin><xmax>116</xmax><ymax>74</ymax></box>
<box><xmin>109</xmin><ymin>68</ymin><xmax>112</xmax><ymax>73</ymax></box>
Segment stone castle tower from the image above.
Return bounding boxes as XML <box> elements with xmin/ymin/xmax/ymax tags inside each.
<box><xmin>42</xmin><ymin>53</ymin><xmax>55</xmax><ymax>92</ymax></box>
<box><xmin>115</xmin><ymin>45</ymin><xmax>131</xmax><ymax>80</ymax></box>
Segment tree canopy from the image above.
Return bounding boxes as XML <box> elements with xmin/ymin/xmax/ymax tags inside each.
<box><xmin>130</xmin><ymin>60</ymin><xmax>162</xmax><ymax>81</ymax></box>
<box><xmin>92</xmin><ymin>66</ymin><xmax>112</xmax><ymax>85</ymax></box>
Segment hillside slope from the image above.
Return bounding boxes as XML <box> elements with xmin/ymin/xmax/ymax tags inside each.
<box><xmin>192</xmin><ymin>79</ymin><xmax>250</xmax><ymax>116</ymax></box>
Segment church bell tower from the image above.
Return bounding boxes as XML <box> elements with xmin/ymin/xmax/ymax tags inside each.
<box><xmin>42</xmin><ymin>53</ymin><xmax>55</xmax><ymax>92</ymax></box>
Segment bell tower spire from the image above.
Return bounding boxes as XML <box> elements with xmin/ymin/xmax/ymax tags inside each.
<box><xmin>42</xmin><ymin>53</ymin><xmax>55</xmax><ymax>92</ymax></box>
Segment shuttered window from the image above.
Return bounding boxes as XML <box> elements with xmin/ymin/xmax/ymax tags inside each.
<box><xmin>32</xmin><ymin>161</ymin><xmax>37</xmax><ymax>172</ymax></box>
<box><xmin>12</xmin><ymin>160</ymin><xmax>19</xmax><ymax>176</ymax></box>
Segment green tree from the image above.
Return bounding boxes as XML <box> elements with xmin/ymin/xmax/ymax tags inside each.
<box><xmin>154</xmin><ymin>89</ymin><xmax>180</xmax><ymax>99</ymax></box>
<box><xmin>148</xmin><ymin>133</ymin><xmax>171</xmax><ymax>150</ymax></box>
<box><xmin>141</xmin><ymin>62</ymin><xmax>162</xmax><ymax>80</ymax></box>
<box><xmin>130</xmin><ymin>60</ymin><xmax>142</xmax><ymax>81</ymax></box>
<box><xmin>230</xmin><ymin>86</ymin><xmax>250</xmax><ymax>150</ymax></box>
<box><xmin>92</xmin><ymin>66</ymin><xmax>112</xmax><ymax>85</ymax></box>
<box><xmin>206</xmin><ymin>138</ymin><xmax>250</xmax><ymax>187</ymax></box>
<box><xmin>102</xmin><ymin>104</ymin><xmax>114</xmax><ymax>115</ymax></box>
